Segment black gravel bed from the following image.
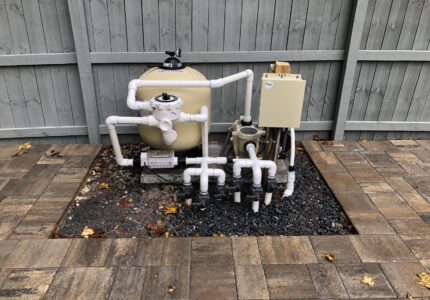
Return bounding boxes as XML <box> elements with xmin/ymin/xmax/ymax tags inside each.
<box><xmin>56</xmin><ymin>144</ymin><xmax>355</xmax><ymax>238</ymax></box>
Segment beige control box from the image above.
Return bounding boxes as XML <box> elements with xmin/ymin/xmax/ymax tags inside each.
<box><xmin>258</xmin><ymin>73</ymin><xmax>305</xmax><ymax>128</ymax></box>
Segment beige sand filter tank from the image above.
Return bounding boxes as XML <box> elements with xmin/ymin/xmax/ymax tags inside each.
<box><xmin>136</xmin><ymin>50</ymin><xmax>211</xmax><ymax>151</ymax></box>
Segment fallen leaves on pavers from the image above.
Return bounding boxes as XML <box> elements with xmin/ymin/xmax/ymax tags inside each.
<box><xmin>145</xmin><ymin>220</ymin><xmax>167</xmax><ymax>237</ymax></box>
<box><xmin>321</xmin><ymin>141</ymin><xmax>334</xmax><ymax>146</ymax></box>
<box><xmin>407</xmin><ymin>292</ymin><xmax>414</xmax><ymax>299</ymax></box>
<box><xmin>167</xmin><ymin>285</ymin><xmax>176</xmax><ymax>294</ymax></box>
<box><xmin>361</xmin><ymin>274</ymin><xmax>375</xmax><ymax>287</ymax></box>
<box><xmin>117</xmin><ymin>197</ymin><xmax>132</xmax><ymax>208</ymax></box>
<box><xmin>12</xmin><ymin>142</ymin><xmax>32</xmax><ymax>157</ymax></box>
<box><xmin>417</xmin><ymin>272</ymin><xmax>430</xmax><ymax>289</ymax></box>
<box><xmin>325</xmin><ymin>253</ymin><xmax>336</xmax><ymax>263</ymax></box>
<box><xmin>81</xmin><ymin>226</ymin><xmax>94</xmax><ymax>238</ymax></box>
<box><xmin>162</xmin><ymin>205</ymin><xmax>178</xmax><ymax>215</ymax></box>
<box><xmin>98</xmin><ymin>182</ymin><xmax>109</xmax><ymax>190</ymax></box>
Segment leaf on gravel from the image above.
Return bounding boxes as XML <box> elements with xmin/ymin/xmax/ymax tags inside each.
<box><xmin>417</xmin><ymin>272</ymin><xmax>430</xmax><ymax>289</ymax></box>
<box><xmin>167</xmin><ymin>285</ymin><xmax>176</xmax><ymax>293</ymax></box>
<box><xmin>212</xmin><ymin>233</ymin><xmax>225</xmax><ymax>237</ymax></box>
<box><xmin>361</xmin><ymin>274</ymin><xmax>375</xmax><ymax>287</ymax></box>
<box><xmin>98</xmin><ymin>182</ymin><xmax>109</xmax><ymax>190</ymax></box>
<box><xmin>81</xmin><ymin>226</ymin><xmax>94</xmax><ymax>239</ymax></box>
<box><xmin>162</xmin><ymin>205</ymin><xmax>177</xmax><ymax>215</ymax></box>
<box><xmin>145</xmin><ymin>220</ymin><xmax>167</xmax><ymax>237</ymax></box>
<box><xmin>117</xmin><ymin>198</ymin><xmax>132</xmax><ymax>208</ymax></box>
<box><xmin>325</xmin><ymin>253</ymin><xmax>336</xmax><ymax>263</ymax></box>
<box><xmin>80</xmin><ymin>186</ymin><xmax>90</xmax><ymax>195</ymax></box>
<box><xmin>12</xmin><ymin>142</ymin><xmax>32</xmax><ymax>157</ymax></box>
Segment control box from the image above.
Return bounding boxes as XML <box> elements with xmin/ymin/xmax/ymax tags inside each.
<box><xmin>258</xmin><ymin>73</ymin><xmax>305</xmax><ymax>128</ymax></box>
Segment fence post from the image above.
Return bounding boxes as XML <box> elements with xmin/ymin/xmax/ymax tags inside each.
<box><xmin>332</xmin><ymin>0</ymin><xmax>369</xmax><ymax>140</ymax></box>
<box><xmin>68</xmin><ymin>0</ymin><xmax>101</xmax><ymax>144</ymax></box>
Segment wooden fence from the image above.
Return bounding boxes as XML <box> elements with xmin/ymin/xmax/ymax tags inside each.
<box><xmin>0</xmin><ymin>0</ymin><xmax>429</xmax><ymax>144</ymax></box>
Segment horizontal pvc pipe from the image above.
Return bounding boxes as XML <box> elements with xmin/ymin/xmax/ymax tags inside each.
<box><xmin>183</xmin><ymin>168</ymin><xmax>202</xmax><ymax>184</ymax></box>
<box><xmin>185</xmin><ymin>157</ymin><xmax>227</xmax><ymax>165</ymax></box>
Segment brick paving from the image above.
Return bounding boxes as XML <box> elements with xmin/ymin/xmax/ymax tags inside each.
<box><xmin>0</xmin><ymin>141</ymin><xmax>429</xmax><ymax>299</ymax></box>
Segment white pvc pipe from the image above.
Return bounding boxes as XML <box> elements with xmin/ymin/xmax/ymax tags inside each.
<box><xmin>106</xmin><ymin>115</ymin><xmax>160</xmax><ymax>166</ymax></box>
<box><xmin>264</xmin><ymin>193</ymin><xmax>273</xmax><ymax>205</ymax></box>
<box><xmin>283</xmin><ymin>128</ymin><xmax>296</xmax><ymax>197</ymax></box>
<box><xmin>232</xmin><ymin>143</ymin><xmax>277</xmax><ymax>207</ymax></box>
<box><xmin>127</xmin><ymin>70</ymin><xmax>254</xmax><ymax>123</ymax></box>
<box><xmin>186</xmin><ymin>157</ymin><xmax>227</xmax><ymax>165</ymax></box>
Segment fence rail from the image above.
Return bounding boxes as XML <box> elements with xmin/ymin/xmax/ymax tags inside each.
<box><xmin>0</xmin><ymin>0</ymin><xmax>429</xmax><ymax>144</ymax></box>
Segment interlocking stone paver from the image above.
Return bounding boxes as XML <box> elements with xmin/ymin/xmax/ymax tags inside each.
<box><xmin>389</xmin><ymin>218</ymin><xmax>430</xmax><ymax>235</ymax></box>
<box><xmin>44</xmin><ymin>267</ymin><xmax>116</xmax><ymax>300</ymax></box>
<box><xmin>349</xmin><ymin>169</ymin><xmax>384</xmax><ymax>183</ymax></box>
<box><xmin>258</xmin><ymin>236</ymin><xmax>317</xmax><ymax>264</ymax></box>
<box><xmin>349</xmin><ymin>235</ymin><xmax>416</xmax><ymax>262</ymax></box>
<box><xmin>322</xmin><ymin>172</ymin><xmax>362</xmax><ymax>193</ymax></box>
<box><xmin>0</xmin><ymin>154</ymin><xmax>42</xmax><ymax>179</ymax></box>
<box><xmin>135</xmin><ymin>238</ymin><xmax>190</xmax><ymax>266</ymax></box>
<box><xmin>343</xmin><ymin>141</ymin><xmax>365</xmax><ymax>151</ymax></box>
<box><xmin>0</xmin><ymin>240</ymin><xmax>17</xmax><ymax>265</ymax></box>
<box><xmin>64</xmin><ymin>155</ymin><xmax>95</xmax><ymax>168</ymax></box>
<box><xmin>191</xmin><ymin>237</ymin><xmax>233</xmax><ymax>265</ymax></box>
<box><xmin>235</xmin><ymin>264</ymin><xmax>269</xmax><ymax>299</ymax></box>
<box><xmin>232</xmin><ymin>236</ymin><xmax>261</xmax><ymax>265</ymax></box>
<box><xmin>405</xmin><ymin>176</ymin><xmax>430</xmax><ymax>200</ymax></box>
<box><xmin>143</xmin><ymin>266</ymin><xmax>190</xmax><ymax>299</ymax></box>
<box><xmin>360</xmin><ymin>140</ymin><xmax>398</xmax><ymax>152</ymax></box>
<box><xmin>190</xmin><ymin>264</ymin><xmax>235</xmax><ymax>299</ymax></box>
<box><xmin>385</xmin><ymin>177</ymin><xmax>430</xmax><ymax>213</ymax></box>
<box><xmin>362</xmin><ymin>152</ymin><xmax>398</xmax><ymax>168</ymax></box>
<box><xmin>61</xmin><ymin>238</ymin><xmax>113</xmax><ymax>267</ymax></box>
<box><xmin>41</xmin><ymin>180</ymin><xmax>81</xmax><ymax>198</ymax></box>
<box><xmin>334</xmin><ymin>192</ymin><xmax>380</xmax><ymax>217</ymax></box>
<box><xmin>310</xmin><ymin>236</ymin><xmax>360</xmax><ymax>264</ymax></box>
<box><xmin>54</xmin><ymin>167</ymin><xmax>88</xmax><ymax>180</ymax></box>
<box><xmin>59</xmin><ymin>144</ymin><xmax>102</xmax><ymax>157</ymax></box>
<box><xmin>301</xmin><ymin>140</ymin><xmax>323</xmax><ymax>152</ymax></box>
<box><xmin>0</xmin><ymin>268</ymin><xmax>57</xmax><ymax>299</ymax></box>
<box><xmin>9</xmin><ymin>222</ymin><xmax>56</xmax><ymax>240</ymax></box>
<box><xmin>308</xmin><ymin>151</ymin><xmax>340</xmax><ymax>165</ymax></box>
<box><xmin>0</xmin><ymin>178</ymin><xmax>53</xmax><ymax>196</ymax></box>
<box><xmin>400</xmin><ymin>235</ymin><xmax>430</xmax><ymax>268</ymax></box>
<box><xmin>349</xmin><ymin>213</ymin><xmax>395</xmax><ymax>235</ymax></box>
<box><xmin>337</xmin><ymin>263</ymin><xmax>396</xmax><ymax>298</ymax></box>
<box><xmin>390</xmin><ymin>140</ymin><xmax>419</xmax><ymax>146</ymax></box>
<box><xmin>367</xmin><ymin>192</ymin><xmax>418</xmax><ymax>219</ymax></box>
<box><xmin>0</xmin><ymin>196</ymin><xmax>37</xmax><ymax>216</ymax></box>
<box><xmin>387</xmin><ymin>151</ymin><xmax>422</xmax><ymax>164</ymax></box>
<box><xmin>360</xmin><ymin>182</ymin><xmax>394</xmax><ymax>193</ymax></box>
<box><xmin>335</xmin><ymin>151</ymin><xmax>367</xmax><ymax>165</ymax></box>
<box><xmin>416</xmin><ymin>140</ymin><xmax>430</xmax><ymax>150</ymax></box>
<box><xmin>263</xmin><ymin>264</ymin><xmax>318</xmax><ymax>299</ymax></box>
<box><xmin>381</xmin><ymin>262</ymin><xmax>430</xmax><ymax>298</ymax></box>
<box><xmin>307</xmin><ymin>264</ymin><xmax>349</xmax><ymax>298</ymax></box>
<box><xmin>412</xmin><ymin>149</ymin><xmax>430</xmax><ymax>163</ymax></box>
<box><xmin>319</xmin><ymin>141</ymin><xmax>347</xmax><ymax>152</ymax></box>
<box><xmin>109</xmin><ymin>267</ymin><xmax>146</xmax><ymax>300</ymax></box>
<box><xmin>401</xmin><ymin>163</ymin><xmax>429</xmax><ymax>177</ymax></box>
<box><xmin>315</xmin><ymin>162</ymin><xmax>347</xmax><ymax>173</ymax></box>
<box><xmin>104</xmin><ymin>238</ymin><xmax>138</xmax><ymax>267</ymax></box>
<box><xmin>3</xmin><ymin>239</ymin><xmax>71</xmax><ymax>268</ymax></box>
<box><xmin>376</xmin><ymin>166</ymin><xmax>408</xmax><ymax>177</ymax></box>
<box><xmin>0</xmin><ymin>215</ymin><xmax>24</xmax><ymax>240</ymax></box>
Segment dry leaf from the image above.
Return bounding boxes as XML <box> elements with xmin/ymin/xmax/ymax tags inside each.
<box><xmin>407</xmin><ymin>292</ymin><xmax>414</xmax><ymax>299</ymax></box>
<box><xmin>162</xmin><ymin>206</ymin><xmax>177</xmax><ymax>215</ymax></box>
<box><xmin>117</xmin><ymin>197</ymin><xmax>132</xmax><ymax>208</ymax></box>
<box><xmin>212</xmin><ymin>233</ymin><xmax>225</xmax><ymax>237</ymax></box>
<box><xmin>98</xmin><ymin>182</ymin><xmax>109</xmax><ymax>190</ymax></box>
<box><xmin>167</xmin><ymin>285</ymin><xmax>176</xmax><ymax>293</ymax></box>
<box><xmin>361</xmin><ymin>274</ymin><xmax>375</xmax><ymax>287</ymax></box>
<box><xmin>417</xmin><ymin>272</ymin><xmax>430</xmax><ymax>289</ymax></box>
<box><xmin>81</xmin><ymin>226</ymin><xmax>94</xmax><ymax>239</ymax></box>
<box><xmin>145</xmin><ymin>220</ymin><xmax>167</xmax><ymax>237</ymax></box>
<box><xmin>164</xmin><ymin>231</ymin><xmax>170</xmax><ymax>238</ymax></box>
<box><xmin>313</xmin><ymin>135</ymin><xmax>321</xmax><ymax>141</ymax></box>
<box><xmin>12</xmin><ymin>142</ymin><xmax>32</xmax><ymax>157</ymax></box>
<box><xmin>81</xmin><ymin>186</ymin><xmax>90</xmax><ymax>195</ymax></box>
<box><xmin>321</xmin><ymin>141</ymin><xmax>334</xmax><ymax>146</ymax></box>
<box><xmin>325</xmin><ymin>253</ymin><xmax>336</xmax><ymax>263</ymax></box>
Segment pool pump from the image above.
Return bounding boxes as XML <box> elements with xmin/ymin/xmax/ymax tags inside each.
<box><xmin>106</xmin><ymin>50</ymin><xmax>305</xmax><ymax>212</ymax></box>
